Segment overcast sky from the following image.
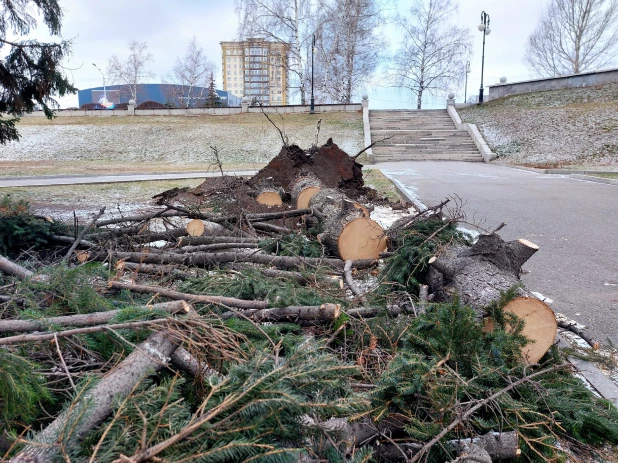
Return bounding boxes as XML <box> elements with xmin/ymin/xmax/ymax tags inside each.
<box><xmin>28</xmin><ymin>0</ymin><xmax>547</xmax><ymax>109</ymax></box>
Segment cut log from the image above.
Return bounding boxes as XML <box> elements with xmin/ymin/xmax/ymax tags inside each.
<box><xmin>309</xmin><ymin>188</ymin><xmax>387</xmax><ymax>261</ymax></box>
<box><xmin>290</xmin><ymin>172</ymin><xmax>324</xmax><ymax>209</ymax></box>
<box><xmin>427</xmin><ymin>233</ymin><xmax>539</xmax><ymax>316</ymax></box>
<box><xmin>186</xmin><ymin>219</ymin><xmax>205</xmax><ymax>237</ymax></box>
<box><xmin>0</xmin><ymin>255</ymin><xmax>48</xmax><ymax>282</ymax></box>
<box><xmin>0</xmin><ymin>301</ymin><xmax>190</xmax><ymax>333</ymax></box>
<box><xmin>484</xmin><ymin>297</ymin><xmax>557</xmax><ymax>364</ymax></box>
<box><xmin>10</xmin><ymin>331</ymin><xmax>179</xmax><ymax>463</ymax></box>
<box><xmin>221</xmin><ymin>303</ymin><xmax>340</xmax><ymax>323</ymax></box>
<box><xmin>255</xmin><ymin>187</ymin><xmax>284</xmax><ymax>207</ymax></box>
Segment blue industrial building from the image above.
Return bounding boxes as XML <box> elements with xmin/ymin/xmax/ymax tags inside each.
<box><xmin>77</xmin><ymin>84</ymin><xmax>241</xmax><ymax>108</ymax></box>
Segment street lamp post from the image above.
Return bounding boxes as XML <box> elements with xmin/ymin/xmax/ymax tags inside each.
<box><xmin>310</xmin><ymin>34</ymin><xmax>315</xmax><ymax>113</ymax></box>
<box><xmin>465</xmin><ymin>61</ymin><xmax>471</xmax><ymax>103</ymax></box>
<box><xmin>477</xmin><ymin>11</ymin><xmax>490</xmax><ymax>103</ymax></box>
<box><xmin>92</xmin><ymin>63</ymin><xmax>107</xmax><ymax>103</ymax></box>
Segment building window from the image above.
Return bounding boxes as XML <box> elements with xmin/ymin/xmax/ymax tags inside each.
<box><xmin>226</xmin><ymin>50</ymin><xmax>230</xmax><ymax>55</ymax></box>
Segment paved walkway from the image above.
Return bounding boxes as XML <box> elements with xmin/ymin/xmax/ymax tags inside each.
<box><xmin>376</xmin><ymin>161</ymin><xmax>618</xmax><ymax>346</ymax></box>
<box><xmin>0</xmin><ymin>170</ymin><xmax>257</xmax><ymax>188</ymax></box>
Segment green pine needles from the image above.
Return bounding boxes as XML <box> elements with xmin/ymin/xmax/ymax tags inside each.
<box><xmin>372</xmin><ymin>297</ymin><xmax>618</xmax><ymax>461</ymax></box>
<box><xmin>259</xmin><ymin>233</ymin><xmax>323</xmax><ymax>258</ymax></box>
<box><xmin>82</xmin><ymin>341</ymin><xmax>367</xmax><ymax>463</ymax></box>
<box><xmin>379</xmin><ymin>218</ymin><xmax>470</xmax><ymax>295</ymax></box>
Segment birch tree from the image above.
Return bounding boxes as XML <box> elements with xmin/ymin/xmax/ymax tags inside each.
<box><xmin>524</xmin><ymin>0</ymin><xmax>618</xmax><ymax>77</ymax></box>
<box><xmin>313</xmin><ymin>0</ymin><xmax>385</xmax><ymax>103</ymax></box>
<box><xmin>164</xmin><ymin>36</ymin><xmax>216</xmax><ymax>108</ymax></box>
<box><xmin>107</xmin><ymin>40</ymin><xmax>155</xmax><ymax>103</ymax></box>
<box><xmin>391</xmin><ymin>0</ymin><xmax>472</xmax><ymax>109</ymax></box>
<box><xmin>235</xmin><ymin>0</ymin><xmax>313</xmax><ymax>104</ymax></box>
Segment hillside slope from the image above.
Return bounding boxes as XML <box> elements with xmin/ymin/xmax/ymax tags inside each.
<box><xmin>459</xmin><ymin>83</ymin><xmax>618</xmax><ymax>168</ymax></box>
<box><xmin>0</xmin><ymin>112</ymin><xmax>363</xmax><ymax>176</ymax></box>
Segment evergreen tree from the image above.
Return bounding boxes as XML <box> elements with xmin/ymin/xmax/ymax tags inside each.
<box><xmin>203</xmin><ymin>73</ymin><xmax>224</xmax><ymax>107</ymax></box>
<box><xmin>0</xmin><ymin>0</ymin><xmax>76</xmax><ymax>144</ymax></box>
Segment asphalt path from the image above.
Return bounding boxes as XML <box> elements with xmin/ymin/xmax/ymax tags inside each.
<box><xmin>0</xmin><ymin>170</ymin><xmax>257</xmax><ymax>188</ymax></box>
<box><xmin>375</xmin><ymin>161</ymin><xmax>618</xmax><ymax>346</ymax></box>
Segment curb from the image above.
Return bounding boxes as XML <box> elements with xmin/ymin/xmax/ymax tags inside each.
<box><xmin>506</xmin><ymin>166</ymin><xmax>618</xmax><ymax>186</ymax></box>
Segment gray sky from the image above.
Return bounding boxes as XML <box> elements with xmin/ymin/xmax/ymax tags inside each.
<box><xmin>28</xmin><ymin>0</ymin><xmax>547</xmax><ymax>109</ymax></box>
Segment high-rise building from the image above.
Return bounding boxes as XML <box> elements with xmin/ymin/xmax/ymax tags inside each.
<box><xmin>220</xmin><ymin>38</ymin><xmax>288</xmax><ymax>105</ymax></box>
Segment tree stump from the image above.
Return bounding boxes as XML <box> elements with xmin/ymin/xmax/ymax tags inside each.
<box><xmin>427</xmin><ymin>233</ymin><xmax>539</xmax><ymax>316</ymax></box>
<box><xmin>309</xmin><ymin>188</ymin><xmax>387</xmax><ymax>261</ymax></box>
<box><xmin>290</xmin><ymin>172</ymin><xmax>324</xmax><ymax>209</ymax></box>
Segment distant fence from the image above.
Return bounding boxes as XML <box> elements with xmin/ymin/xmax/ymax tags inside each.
<box><xmin>488</xmin><ymin>67</ymin><xmax>618</xmax><ymax>100</ymax></box>
<box><xmin>23</xmin><ymin>103</ymin><xmax>362</xmax><ymax>118</ymax></box>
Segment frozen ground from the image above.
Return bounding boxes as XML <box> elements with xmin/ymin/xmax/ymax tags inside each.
<box><xmin>459</xmin><ymin>83</ymin><xmax>618</xmax><ymax>168</ymax></box>
<box><xmin>0</xmin><ymin>112</ymin><xmax>363</xmax><ymax>174</ymax></box>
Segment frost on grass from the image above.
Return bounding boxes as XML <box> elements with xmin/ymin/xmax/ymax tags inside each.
<box><xmin>459</xmin><ymin>83</ymin><xmax>618</xmax><ymax>168</ymax></box>
<box><xmin>0</xmin><ymin>113</ymin><xmax>364</xmax><ymax>166</ymax></box>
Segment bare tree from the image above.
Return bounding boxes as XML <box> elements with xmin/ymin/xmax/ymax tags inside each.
<box><xmin>313</xmin><ymin>0</ymin><xmax>385</xmax><ymax>103</ymax></box>
<box><xmin>164</xmin><ymin>36</ymin><xmax>216</xmax><ymax>108</ymax></box>
<box><xmin>235</xmin><ymin>0</ymin><xmax>313</xmax><ymax>104</ymax></box>
<box><xmin>525</xmin><ymin>0</ymin><xmax>618</xmax><ymax>77</ymax></box>
<box><xmin>391</xmin><ymin>0</ymin><xmax>472</xmax><ymax>109</ymax></box>
<box><xmin>107</xmin><ymin>40</ymin><xmax>155</xmax><ymax>103</ymax></box>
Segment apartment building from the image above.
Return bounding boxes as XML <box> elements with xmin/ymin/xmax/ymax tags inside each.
<box><xmin>220</xmin><ymin>38</ymin><xmax>288</xmax><ymax>105</ymax></box>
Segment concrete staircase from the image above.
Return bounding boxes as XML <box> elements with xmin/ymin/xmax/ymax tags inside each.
<box><xmin>369</xmin><ymin>109</ymin><xmax>483</xmax><ymax>162</ymax></box>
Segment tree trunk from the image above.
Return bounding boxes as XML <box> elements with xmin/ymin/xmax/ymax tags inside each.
<box><xmin>309</xmin><ymin>189</ymin><xmax>387</xmax><ymax>261</ymax></box>
<box><xmin>10</xmin><ymin>331</ymin><xmax>180</xmax><ymax>463</ymax></box>
<box><xmin>427</xmin><ymin>233</ymin><xmax>539</xmax><ymax>316</ymax></box>
<box><xmin>255</xmin><ymin>187</ymin><xmax>284</xmax><ymax>207</ymax></box>
<box><xmin>290</xmin><ymin>172</ymin><xmax>324</xmax><ymax>209</ymax></box>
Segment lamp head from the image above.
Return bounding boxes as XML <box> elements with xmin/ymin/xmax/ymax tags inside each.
<box><xmin>478</xmin><ymin>23</ymin><xmax>486</xmax><ymax>32</ymax></box>
<box><xmin>485</xmin><ymin>27</ymin><xmax>491</xmax><ymax>35</ymax></box>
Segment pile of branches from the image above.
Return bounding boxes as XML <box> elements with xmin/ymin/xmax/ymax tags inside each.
<box><xmin>1</xmin><ymin>141</ymin><xmax>617</xmax><ymax>463</ymax></box>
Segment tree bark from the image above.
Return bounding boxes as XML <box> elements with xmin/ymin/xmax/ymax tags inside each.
<box><xmin>428</xmin><ymin>233</ymin><xmax>539</xmax><ymax>314</ymax></box>
<box><xmin>10</xmin><ymin>331</ymin><xmax>179</xmax><ymax>463</ymax></box>
<box><xmin>107</xmin><ymin>281</ymin><xmax>266</xmax><ymax>310</ymax></box>
<box><xmin>101</xmin><ymin>250</ymin><xmax>376</xmax><ymax>271</ymax></box>
<box><xmin>290</xmin><ymin>172</ymin><xmax>324</xmax><ymax>209</ymax></box>
<box><xmin>0</xmin><ymin>255</ymin><xmax>34</xmax><ymax>280</ymax></box>
<box><xmin>221</xmin><ymin>303</ymin><xmax>340</xmax><ymax>323</ymax></box>
<box><xmin>310</xmin><ymin>189</ymin><xmax>387</xmax><ymax>261</ymax></box>
<box><xmin>0</xmin><ymin>300</ymin><xmax>190</xmax><ymax>333</ymax></box>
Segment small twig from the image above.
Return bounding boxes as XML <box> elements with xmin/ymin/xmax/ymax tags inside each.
<box><xmin>558</xmin><ymin>320</ymin><xmax>601</xmax><ymax>350</ymax></box>
<box><xmin>53</xmin><ymin>333</ymin><xmax>77</xmax><ymax>392</ymax></box>
<box><xmin>490</xmin><ymin>222</ymin><xmax>507</xmax><ymax>234</ymax></box>
<box><xmin>352</xmin><ymin>135</ymin><xmax>394</xmax><ymax>160</ymax></box>
<box><xmin>259</xmin><ymin>104</ymin><xmax>289</xmax><ymax>147</ymax></box>
<box><xmin>343</xmin><ymin>260</ymin><xmax>364</xmax><ymax>297</ymax></box>
<box><xmin>62</xmin><ymin>207</ymin><xmax>106</xmax><ymax>263</ymax></box>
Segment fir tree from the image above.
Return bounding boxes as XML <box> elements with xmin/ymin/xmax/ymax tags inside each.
<box><xmin>0</xmin><ymin>0</ymin><xmax>77</xmax><ymax>144</ymax></box>
<box><xmin>203</xmin><ymin>73</ymin><xmax>224</xmax><ymax>107</ymax></box>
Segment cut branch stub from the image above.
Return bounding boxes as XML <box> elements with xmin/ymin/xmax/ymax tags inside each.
<box><xmin>309</xmin><ymin>188</ymin><xmax>387</xmax><ymax>261</ymax></box>
<box><xmin>290</xmin><ymin>172</ymin><xmax>325</xmax><ymax>209</ymax></box>
<box><xmin>484</xmin><ymin>297</ymin><xmax>557</xmax><ymax>364</ymax></box>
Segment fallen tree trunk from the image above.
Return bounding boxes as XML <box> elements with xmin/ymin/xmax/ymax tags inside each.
<box><xmin>175</xmin><ymin>242</ymin><xmax>259</xmax><ymax>253</ymax></box>
<box><xmin>310</xmin><ymin>189</ymin><xmax>387</xmax><ymax>261</ymax></box>
<box><xmin>107</xmin><ymin>281</ymin><xmax>267</xmax><ymax>310</ymax></box>
<box><xmin>95</xmin><ymin>209</ymin><xmax>182</xmax><ymax>227</ymax></box>
<box><xmin>221</xmin><ymin>303</ymin><xmax>341</xmax><ymax>323</ymax></box>
<box><xmin>177</xmin><ymin>236</ymin><xmax>259</xmax><ymax>247</ymax></box>
<box><xmin>10</xmin><ymin>331</ymin><xmax>179</xmax><ymax>463</ymax></box>
<box><xmin>255</xmin><ymin>186</ymin><xmax>284</xmax><ymax>207</ymax></box>
<box><xmin>0</xmin><ymin>300</ymin><xmax>190</xmax><ymax>333</ymax></box>
<box><xmin>427</xmin><ymin>233</ymin><xmax>539</xmax><ymax>315</ymax></box>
